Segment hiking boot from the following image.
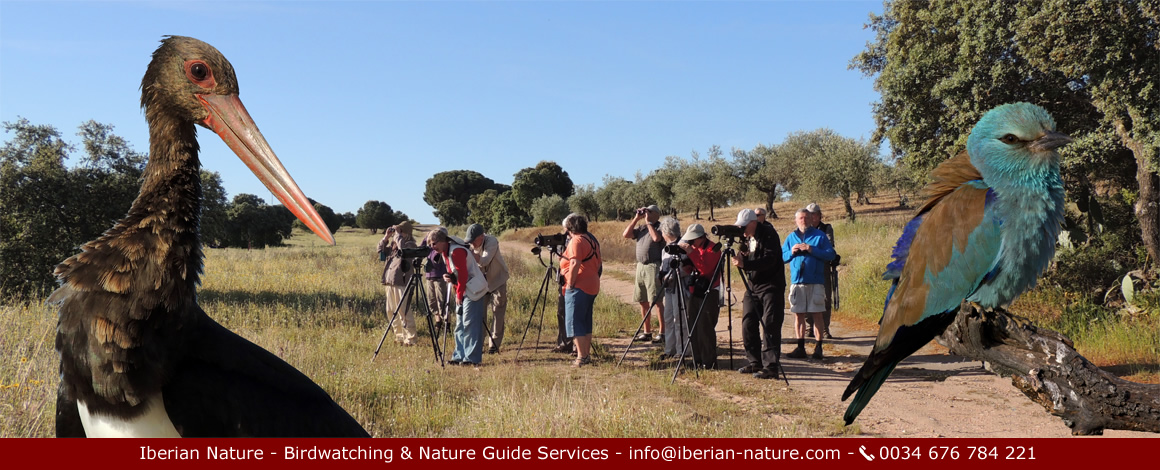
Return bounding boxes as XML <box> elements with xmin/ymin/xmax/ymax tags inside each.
<box><xmin>753</xmin><ymin>368</ymin><xmax>778</xmax><ymax>380</ymax></box>
<box><xmin>737</xmin><ymin>363</ymin><xmax>763</xmax><ymax>374</ymax></box>
<box><xmin>551</xmin><ymin>343</ymin><xmax>574</xmax><ymax>354</ymax></box>
<box><xmin>823</xmin><ymin>331</ymin><xmax>834</xmax><ymax>340</ymax></box>
<box><xmin>812</xmin><ymin>343</ymin><xmax>824</xmax><ymax>360</ymax></box>
<box><xmin>488</xmin><ymin>345</ymin><xmax>500</xmax><ymax>354</ymax></box>
<box><xmin>787</xmin><ymin>345</ymin><xmax>807</xmax><ymax>359</ymax></box>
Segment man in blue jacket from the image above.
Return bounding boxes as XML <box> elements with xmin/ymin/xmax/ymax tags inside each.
<box><xmin>783</xmin><ymin>208</ymin><xmax>836</xmax><ymax>359</ymax></box>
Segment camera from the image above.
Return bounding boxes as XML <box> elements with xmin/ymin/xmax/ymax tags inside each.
<box><xmin>399</xmin><ymin>246</ymin><xmax>432</xmax><ymax>259</ymax></box>
<box><xmin>535</xmin><ymin>233</ymin><xmax>568</xmax><ymax>247</ymax></box>
<box><xmin>711</xmin><ymin>224</ymin><xmax>745</xmax><ymax>238</ymax></box>
<box><xmin>663</xmin><ymin>244</ymin><xmax>687</xmax><ymax>256</ymax></box>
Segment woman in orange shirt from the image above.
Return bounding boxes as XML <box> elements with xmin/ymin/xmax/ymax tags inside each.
<box><xmin>560</xmin><ymin>213</ymin><xmax>601</xmax><ymax>367</ymax></box>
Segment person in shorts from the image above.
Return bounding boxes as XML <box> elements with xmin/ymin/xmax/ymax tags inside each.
<box><xmin>782</xmin><ymin>208</ymin><xmax>835</xmax><ymax>359</ymax></box>
<box><xmin>622</xmin><ymin>204</ymin><xmax>664</xmax><ymax>343</ymax></box>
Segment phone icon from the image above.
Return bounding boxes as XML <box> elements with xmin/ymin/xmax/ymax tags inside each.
<box><xmin>858</xmin><ymin>446</ymin><xmax>875</xmax><ymax>461</ymax></box>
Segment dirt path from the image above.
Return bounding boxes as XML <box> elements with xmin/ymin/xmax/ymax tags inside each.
<box><xmin>499</xmin><ymin>241</ymin><xmax>1152</xmax><ymax>438</ymax></box>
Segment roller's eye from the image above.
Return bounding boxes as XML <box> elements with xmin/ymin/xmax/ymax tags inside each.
<box><xmin>999</xmin><ymin>134</ymin><xmax>1021</xmax><ymax>144</ymax></box>
<box><xmin>184</xmin><ymin>60</ymin><xmax>216</xmax><ymax>89</ymax></box>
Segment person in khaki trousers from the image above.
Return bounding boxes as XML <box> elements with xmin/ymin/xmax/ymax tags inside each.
<box><xmin>465</xmin><ymin>224</ymin><xmax>509</xmax><ymax>354</ymax></box>
<box><xmin>378</xmin><ymin>221</ymin><xmax>418</xmax><ymax>345</ymax></box>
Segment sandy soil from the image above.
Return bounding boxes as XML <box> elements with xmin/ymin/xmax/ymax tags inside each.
<box><xmin>502</xmin><ymin>240</ymin><xmax>1155</xmax><ymax>438</ymax></box>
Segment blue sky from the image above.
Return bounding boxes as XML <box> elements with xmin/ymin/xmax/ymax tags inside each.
<box><xmin>1</xmin><ymin>1</ymin><xmax>883</xmax><ymax>224</ymax></box>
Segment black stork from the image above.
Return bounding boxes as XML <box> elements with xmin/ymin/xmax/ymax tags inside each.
<box><xmin>48</xmin><ymin>36</ymin><xmax>369</xmax><ymax>437</ymax></box>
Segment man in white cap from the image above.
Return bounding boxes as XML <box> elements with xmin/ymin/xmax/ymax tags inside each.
<box><xmin>465</xmin><ymin>224</ymin><xmax>509</xmax><ymax>354</ymax></box>
<box><xmin>730</xmin><ymin>208</ymin><xmax>786</xmax><ymax>379</ymax></box>
<box><xmin>805</xmin><ymin>203</ymin><xmax>837</xmax><ymax>339</ymax></box>
<box><xmin>622</xmin><ymin>204</ymin><xmax>665</xmax><ymax>344</ymax></box>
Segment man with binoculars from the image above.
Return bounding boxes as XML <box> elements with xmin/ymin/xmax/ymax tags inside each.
<box><xmin>622</xmin><ymin>205</ymin><xmax>665</xmax><ymax>344</ymax></box>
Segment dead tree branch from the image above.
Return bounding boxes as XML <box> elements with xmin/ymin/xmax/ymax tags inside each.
<box><xmin>935</xmin><ymin>302</ymin><xmax>1160</xmax><ymax>435</ymax></box>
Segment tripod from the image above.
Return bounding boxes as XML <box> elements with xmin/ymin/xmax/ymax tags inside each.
<box><xmin>670</xmin><ymin>238</ymin><xmax>789</xmax><ymax>385</ymax></box>
<box><xmin>371</xmin><ymin>259</ymin><xmax>447</xmax><ymax>367</ymax></box>
<box><xmin>617</xmin><ymin>263</ymin><xmax>690</xmax><ymax>368</ymax></box>
<box><xmin>516</xmin><ymin>245</ymin><xmax>561</xmax><ymax>360</ymax></box>
<box><xmin>669</xmin><ymin>241</ymin><xmax>731</xmax><ymax>383</ymax></box>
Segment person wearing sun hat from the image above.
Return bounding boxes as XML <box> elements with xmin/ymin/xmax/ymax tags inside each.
<box><xmin>676</xmin><ymin>223</ymin><xmax>722</xmax><ymax>369</ymax></box>
<box><xmin>378</xmin><ymin>221</ymin><xmax>419</xmax><ymax>345</ymax></box>
<box><xmin>730</xmin><ymin>208</ymin><xmax>787</xmax><ymax>380</ymax></box>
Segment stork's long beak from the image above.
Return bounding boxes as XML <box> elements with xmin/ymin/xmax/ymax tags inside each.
<box><xmin>198</xmin><ymin>94</ymin><xmax>335</xmax><ymax>245</ymax></box>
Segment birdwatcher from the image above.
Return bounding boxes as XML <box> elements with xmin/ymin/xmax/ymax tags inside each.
<box><xmin>378</xmin><ymin>221</ymin><xmax>418</xmax><ymax>346</ymax></box>
<box><xmin>782</xmin><ymin>208</ymin><xmax>836</xmax><ymax>360</ymax></box>
<box><xmin>421</xmin><ymin>227</ymin><xmax>450</xmax><ymax>326</ymax></box>
<box><xmin>430</xmin><ymin>230</ymin><xmax>489</xmax><ymax>367</ymax></box>
<box><xmin>657</xmin><ymin>216</ymin><xmax>686</xmax><ymax>359</ymax></box>
<box><xmin>465</xmin><ymin>224</ymin><xmax>510</xmax><ymax>354</ymax></box>
<box><xmin>677</xmin><ymin>224</ymin><xmax>723</xmax><ymax>369</ymax></box>
<box><xmin>754</xmin><ymin>207</ymin><xmax>774</xmax><ymax>228</ymax></box>
<box><xmin>805</xmin><ymin>203</ymin><xmax>837</xmax><ymax>339</ymax></box>
<box><xmin>730</xmin><ymin>209</ymin><xmax>787</xmax><ymax>380</ymax></box>
<box><xmin>622</xmin><ymin>204</ymin><xmax>665</xmax><ymax>344</ymax></box>
<box><xmin>561</xmin><ymin>213</ymin><xmax>602</xmax><ymax>367</ymax></box>
<box><xmin>552</xmin><ymin>227</ymin><xmax>574</xmax><ymax>355</ymax></box>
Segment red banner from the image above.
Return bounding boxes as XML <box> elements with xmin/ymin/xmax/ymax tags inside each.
<box><xmin>1</xmin><ymin>438</ymin><xmax>1152</xmax><ymax>469</ymax></box>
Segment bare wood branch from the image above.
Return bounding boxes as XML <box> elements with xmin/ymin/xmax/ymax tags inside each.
<box><xmin>935</xmin><ymin>302</ymin><xmax>1160</xmax><ymax>435</ymax></box>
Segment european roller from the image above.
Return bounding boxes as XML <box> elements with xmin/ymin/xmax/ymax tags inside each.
<box><xmin>842</xmin><ymin>102</ymin><xmax>1072</xmax><ymax>425</ymax></box>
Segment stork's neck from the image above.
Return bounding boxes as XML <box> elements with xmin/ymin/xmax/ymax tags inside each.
<box><xmin>136</xmin><ymin>115</ymin><xmax>203</xmax><ymax>235</ymax></box>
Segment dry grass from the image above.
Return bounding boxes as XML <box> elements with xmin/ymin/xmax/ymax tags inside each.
<box><xmin>1</xmin><ymin>227</ymin><xmax>844</xmax><ymax>437</ymax></box>
<box><xmin>3</xmin><ymin>193</ymin><xmax>1155</xmax><ymax>436</ymax></box>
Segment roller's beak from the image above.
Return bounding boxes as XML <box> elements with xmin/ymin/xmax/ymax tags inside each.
<box><xmin>198</xmin><ymin>94</ymin><xmax>335</xmax><ymax>245</ymax></box>
<box><xmin>1030</xmin><ymin>130</ymin><xmax>1073</xmax><ymax>153</ymax></box>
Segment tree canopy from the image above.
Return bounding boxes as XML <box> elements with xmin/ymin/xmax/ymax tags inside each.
<box><xmin>1</xmin><ymin>119</ymin><xmax>144</xmax><ymax>295</ymax></box>
<box><xmin>356</xmin><ymin>200</ymin><xmax>407</xmax><ymax>233</ymax></box>
<box><xmin>423</xmin><ymin>170</ymin><xmax>504</xmax><ymax>225</ymax></box>
<box><xmin>511</xmin><ymin>161</ymin><xmax>574</xmax><ymax>212</ymax></box>
<box><xmin>851</xmin><ymin>0</ymin><xmax>1159</xmax><ymax>273</ymax></box>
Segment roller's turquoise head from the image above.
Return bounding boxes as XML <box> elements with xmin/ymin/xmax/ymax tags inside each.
<box><xmin>967</xmin><ymin>103</ymin><xmax>1070</xmax><ymax>185</ymax></box>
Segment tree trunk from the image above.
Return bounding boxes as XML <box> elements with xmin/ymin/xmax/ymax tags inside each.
<box><xmin>694</xmin><ymin>206</ymin><xmax>701</xmax><ymax>220</ymax></box>
<box><xmin>842</xmin><ymin>195</ymin><xmax>856</xmax><ymax>222</ymax></box>
<box><xmin>766</xmin><ymin>193</ymin><xmax>779</xmax><ymax>219</ymax></box>
<box><xmin>936</xmin><ymin>303</ymin><xmax>1160</xmax><ymax>435</ymax></box>
<box><xmin>1114</xmin><ymin>118</ymin><xmax>1159</xmax><ymax>272</ymax></box>
<box><xmin>709</xmin><ymin>204</ymin><xmax>715</xmax><ymax>222</ymax></box>
<box><xmin>895</xmin><ymin>187</ymin><xmax>909</xmax><ymax>209</ymax></box>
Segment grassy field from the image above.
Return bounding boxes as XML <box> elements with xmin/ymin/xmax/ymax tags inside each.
<box><xmin>2</xmin><ymin>195</ymin><xmax>1156</xmax><ymax>437</ymax></box>
<box><xmin>1</xmin><ymin>226</ymin><xmax>846</xmax><ymax>438</ymax></box>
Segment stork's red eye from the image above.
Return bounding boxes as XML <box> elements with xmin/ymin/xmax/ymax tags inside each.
<box><xmin>999</xmin><ymin>134</ymin><xmax>1021</xmax><ymax>144</ymax></box>
<box><xmin>184</xmin><ymin>60</ymin><xmax>216</xmax><ymax>88</ymax></box>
